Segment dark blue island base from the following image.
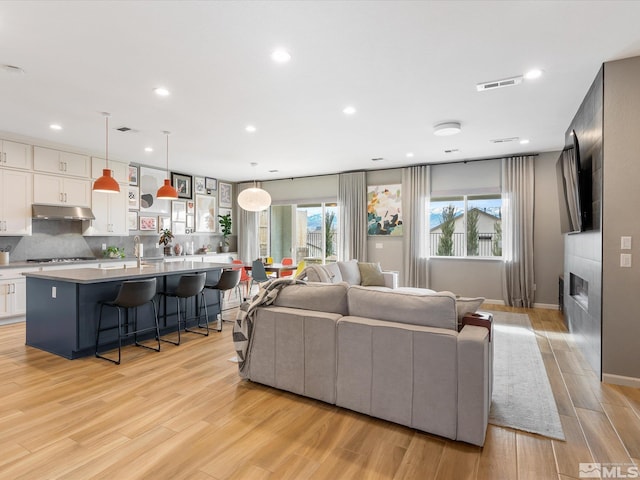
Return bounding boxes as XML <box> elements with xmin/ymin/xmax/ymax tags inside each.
<box><xmin>24</xmin><ymin>262</ymin><xmax>226</xmax><ymax>359</ymax></box>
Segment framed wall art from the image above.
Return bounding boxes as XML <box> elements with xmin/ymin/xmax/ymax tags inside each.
<box><xmin>367</xmin><ymin>184</ymin><xmax>403</xmax><ymax>236</ymax></box>
<box><xmin>171</xmin><ymin>172</ymin><xmax>192</xmax><ymax>199</ymax></box>
<box><xmin>219</xmin><ymin>182</ymin><xmax>232</xmax><ymax>208</ymax></box>
<box><xmin>139</xmin><ymin>215</ymin><xmax>157</xmax><ymax>231</ymax></box>
<box><xmin>139</xmin><ymin>166</ymin><xmax>171</xmax><ymax>214</ymax></box>
<box><xmin>127</xmin><ymin>211</ymin><xmax>138</xmax><ymax>231</ymax></box>
<box><xmin>186</xmin><ymin>200</ymin><xmax>194</xmax><ymax>214</ymax></box>
<box><xmin>186</xmin><ymin>215</ymin><xmax>194</xmax><ymax>230</ymax></box>
<box><xmin>158</xmin><ymin>215</ymin><xmax>171</xmax><ymax>232</ymax></box>
<box><xmin>195</xmin><ymin>194</ymin><xmax>216</xmax><ymax>233</ymax></box>
<box><xmin>194</xmin><ymin>176</ymin><xmax>206</xmax><ymax>195</ymax></box>
<box><xmin>128</xmin><ymin>186</ymin><xmax>139</xmax><ymax>210</ymax></box>
<box><xmin>205</xmin><ymin>177</ymin><xmax>217</xmax><ymax>192</ymax></box>
<box><xmin>128</xmin><ymin>165</ymin><xmax>139</xmax><ymax>186</ymax></box>
<box><xmin>171</xmin><ymin>200</ymin><xmax>186</xmax><ymax>223</ymax></box>
<box><xmin>173</xmin><ymin>222</ymin><xmax>186</xmax><ymax>235</ymax></box>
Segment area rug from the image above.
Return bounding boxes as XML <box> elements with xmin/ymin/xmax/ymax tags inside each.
<box><xmin>487</xmin><ymin>311</ymin><xmax>565</xmax><ymax>440</ymax></box>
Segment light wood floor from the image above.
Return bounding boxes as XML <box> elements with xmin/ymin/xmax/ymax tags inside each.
<box><xmin>1</xmin><ymin>306</ymin><xmax>639</xmax><ymax>479</ymax></box>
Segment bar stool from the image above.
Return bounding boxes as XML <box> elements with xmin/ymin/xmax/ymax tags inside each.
<box><xmin>204</xmin><ymin>269</ymin><xmax>241</xmax><ymax>331</ymax></box>
<box><xmin>157</xmin><ymin>272</ymin><xmax>208</xmax><ymax>345</ymax></box>
<box><xmin>95</xmin><ymin>277</ymin><xmax>160</xmax><ymax>365</ymax></box>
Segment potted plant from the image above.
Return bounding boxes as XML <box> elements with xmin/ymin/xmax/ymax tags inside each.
<box><xmin>159</xmin><ymin>229</ymin><xmax>174</xmax><ymax>256</ymax></box>
<box><xmin>218</xmin><ymin>213</ymin><xmax>232</xmax><ymax>253</ymax></box>
<box><xmin>103</xmin><ymin>246</ymin><xmax>125</xmax><ymax>259</ymax></box>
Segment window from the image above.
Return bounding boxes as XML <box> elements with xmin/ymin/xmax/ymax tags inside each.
<box><xmin>263</xmin><ymin>202</ymin><xmax>339</xmax><ymax>264</ymax></box>
<box><xmin>429</xmin><ymin>194</ymin><xmax>502</xmax><ymax>257</ymax></box>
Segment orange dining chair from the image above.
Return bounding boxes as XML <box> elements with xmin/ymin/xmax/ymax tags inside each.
<box><xmin>232</xmin><ymin>259</ymin><xmax>251</xmax><ymax>300</ymax></box>
<box><xmin>279</xmin><ymin>257</ymin><xmax>294</xmax><ymax>277</ymax></box>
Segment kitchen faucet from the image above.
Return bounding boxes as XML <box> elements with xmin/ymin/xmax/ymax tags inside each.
<box><xmin>134</xmin><ymin>235</ymin><xmax>141</xmax><ymax>268</ymax></box>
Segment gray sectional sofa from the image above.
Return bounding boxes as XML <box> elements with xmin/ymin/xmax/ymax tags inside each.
<box><xmin>246</xmin><ymin>281</ymin><xmax>493</xmax><ymax>446</ymax></box>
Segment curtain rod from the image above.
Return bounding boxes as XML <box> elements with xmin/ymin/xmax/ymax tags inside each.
<box><xmin>254</xmin><ymin>152</ymin><xmax>540</xmax><ymax>184</ymax></box>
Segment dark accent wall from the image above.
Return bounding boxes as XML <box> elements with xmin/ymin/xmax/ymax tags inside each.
<box><xmin>563</xmin><ymin>67</ymin><xmax>603</xmax><ymax>377</ymax></box>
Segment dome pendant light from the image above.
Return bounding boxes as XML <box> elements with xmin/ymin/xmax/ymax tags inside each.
<box><xmin>237</xmin><ymin>162</ymin><xmax>271</xmax><ymax>212</ymax></box>
<box><xmin>156</xmin><ymin>131</ymin><xmax>178</xmax><ymax>200</ymax></box>
<box><xmin>92</xmin><ymin>112</ymin><xmax>120</xmax><ymax>193</ymax></box>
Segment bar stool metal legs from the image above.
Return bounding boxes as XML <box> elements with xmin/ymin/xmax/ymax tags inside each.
<box><xmin>158</xmin><ymin>272</ymin><xmax>209</xmax><ymax>345</ymax></box>
<box><xmin>95</xmin><ymin>278</ymin><xmax>160</xmax><ymax>365</ymax></box>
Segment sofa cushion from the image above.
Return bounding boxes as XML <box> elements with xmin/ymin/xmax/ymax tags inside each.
<box><xmin>301</xmin><ymin>264</ymin><xmax>333</xmax><ymax>283</ymax></box>
<box><xmin>358</xmin><ymin>262</ymin><xmax>385</xmax><ymax>287</ymax></box>
<box><xmin>455</xmin><ymin>297</ymin><xmax>485</xmax><ymax>321</ymax></box>
<box><xmin>338</xmin><ymin>259</ymin><xmax>361</xmax><ymax>285</ymax></box>
<box><xmin>323</xmin><ymin>262</ymin><xmax>343</xmax><ymax>283</ymax></box>
<box><xmin>347</xmin><ymin>285</ymin><xmax>458</xmax><ymax>330</ymax></box>
<box><xmin>273</xmin><ymin>282</ymin><xmax>349</xmax><ymax>315</ymax></box>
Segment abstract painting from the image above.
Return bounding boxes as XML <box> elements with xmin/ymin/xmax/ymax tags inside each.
<box><xmin>367</xmin><ymin>184</ymin><xmax>403</xmax><ymax>236</ymax></box>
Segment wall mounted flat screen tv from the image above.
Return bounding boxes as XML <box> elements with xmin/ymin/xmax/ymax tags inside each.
<box><xmin>556</xmin><ymin>130</ymin><xmax>591</xmax><ymax>234</ymax></box>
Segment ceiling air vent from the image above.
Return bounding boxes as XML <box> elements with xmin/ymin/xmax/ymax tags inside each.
<box><xmin>444</xmin><ymin>149</ymin><xmax>459</xmax><ymax>154</ymax></box>
<box><xmin>476</xmin><ymin>75</ymin><xmax>523</xmax><ymax>92</ymax></box>
<box><xmin>115</xmin><ymin>126</ymin><xmax>139</xmax><ymax>133</ymax></box>
<box><xmin>371</xmin><ymin>157</ymin><xmax>385</xmax><ymax>162</ymax></box>
<box><xmin>489</xmin><ymin>137</ymin><xmax>520</xmax><ymax>144</ymax></box>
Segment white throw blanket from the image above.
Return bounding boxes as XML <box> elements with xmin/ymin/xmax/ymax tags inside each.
<box><xmin>233</xmin><ymin>277</ymin><xmax>305</xmax><ymax>377</ymax></box>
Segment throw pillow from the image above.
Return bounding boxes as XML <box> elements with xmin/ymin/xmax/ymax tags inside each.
<box><xmin>455</xmin><ymin>297</ymin><xmax>485</xmax><ymax>321</ymax></box>
<box><xmin>323</xmin><ymin>262</ymin><xmax>343</xmax><ymax>283</ymax></box>
<box><xmin>358</xmin><ymin>262</ymin><xmax>386</xmax><ymax>287</ymax></box>
<box><xmin>338</xmin><ymin>259</ymin><xmax>362</xmax><ymax>285</ymax></box>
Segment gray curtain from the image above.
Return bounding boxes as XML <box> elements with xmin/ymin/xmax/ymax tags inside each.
<box><xmin>402</xmin><ymin>165</ymin><xmax>430</xmax><ymax>288</ymax></box>
<box><xmin>237</xmin><ymin>182</ymin><xmax>260</xmax><ymax>263</ymax></box>
<box><xmin>501</xmin><ymin>156</ymin><xmax>535</xmax><ymax>307</ymax></box>
<box><xmin>338</xmin><ymin>172</ymin><xmax>367</xmax><ymax>261</ymax></box>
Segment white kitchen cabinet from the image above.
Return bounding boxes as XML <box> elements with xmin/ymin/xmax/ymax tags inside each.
<box><xmin>0</xmin><ymin>169</ymin><xmax>32</xmax><ymax>235</ymax></box>
<box><xmin>0</xmin><ymin>140</ymin><xmax>32</xmax><ymax>169</ymax></box>
<box><xmin>33</xmin><ymin>174</ymin><xmax>91</xmax><ymax>207</ymax></box>
<box><xmin>91</xmin><ymin>157</ymin><xmax>129</xmax><ymax>184</ymax></box>
<box><xmin>0</xmin><ymin>276</ymin><xmax>26</xmax><ymax>318</ymax></box>
<box><xmin>34</xmin><ymin>146</ymin><xmax>90</xmax><ymax>178</ymax></box>
<box><xmin>85</xmin><ymin>186</ymin><xmax>128</xmax><ymax>236</ymax></box>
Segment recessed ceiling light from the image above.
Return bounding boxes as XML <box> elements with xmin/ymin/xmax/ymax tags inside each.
<box><xmin>524</xmin><ymin>69</ymin><xmax>543</xmax><ymax>80</ymax></box>
<box><xmin>49</xmin><ymin>124</ymin><xmax>62</xmax><ymax>131</ymax></box>
<box><xmin>343</xmin><ymin>106</ymin><xmax>356</xmax><ymax>115</ymax></box>
<box><xmin>144</xmin><ymin>147</ymin><xmax>153</xmax><ymax>152</ymax></box>
<box><xmin>245</xmin><ymin>125</ymin><xmax>257</xmax><ymax>133</ymax></box>
<box><xmin>520</xmin><ymin>138</ymin><xmax>530</xmax><ymax>145</ymax></box>
<box><xmin>271</xmin><ymin>49</ymin><xmax>291</xmax><ymax>63</ymax></box>
<box><xmin>154</xmin><ymin>87</ymin><xmax>170</xmax><ymax>97</ymax></box>
<box><xmin>406</xmin><ymin>152</ymin><xmax>414</xmax><ymax>158</ymax></box>
<box><xmin>433</xmin><ymin>122</ymin><xmax>461</xmax><ymax>136</ymax></box>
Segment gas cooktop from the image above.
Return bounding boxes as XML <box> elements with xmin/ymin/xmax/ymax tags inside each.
<box><xmin>26</xmin><ymin>257</ymin><xmax>97</xmax><ymax>263</ymax></box>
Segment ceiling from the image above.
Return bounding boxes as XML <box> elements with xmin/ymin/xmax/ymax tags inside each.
<box><xmin>1</xmin><ymin>1</ymin><xmax>640</xmax><ymax>183</ymax></box>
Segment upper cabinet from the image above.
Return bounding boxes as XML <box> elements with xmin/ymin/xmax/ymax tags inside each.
<box><xmin>91</xmin><ymin>157</ymin><xmax>129</xmax><ymax>184</ymax></box>
<box><xmin>33</xmin><ymin>174</ymin><xmax>91</xmax><ymax>207</ymax></box>
<box><xmin>34</xmin><ymin>146</ymin><xmax>90</xmax><ymax>178</ymax></box>
<box><xmin>0</xmin><ymin>169</ymin><xmax>32</xmax><ymax>235</ymax></box>
<box><xmin>0</xmin><ymin>140</ymin><xmax>32</xmax><ymax>170</ymax></box>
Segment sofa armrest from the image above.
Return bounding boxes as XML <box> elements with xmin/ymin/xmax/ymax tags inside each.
<box><xmin>456</xmin><ymin>324</ymin><xmax>492</xmax><ymax>446</ymax></box>
<box><xmin>382</xmin><ymin>271</ymin><xmax>398</xmax><ymax>289</ymax></box>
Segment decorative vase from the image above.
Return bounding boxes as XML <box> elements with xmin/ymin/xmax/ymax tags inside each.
<box><xmin>163</xmin><ymin>246</ymin><xmax>172</xmax><ymax>256</ymax></box>
<box><xmin>221</xmin><ymin>245</ymin><xmax>229</xmax><ymax>253</ymax></box>
<box><xmin>174</xmin><ymin>243</ymin><xmax>183</xmax><ymax>256</ymax></box>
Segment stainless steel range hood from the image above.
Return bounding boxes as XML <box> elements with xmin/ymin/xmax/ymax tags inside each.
<box><xmin>32</xmin><ymin>204</ymin><xmax>95</xmax><ymax>220</ymax></box>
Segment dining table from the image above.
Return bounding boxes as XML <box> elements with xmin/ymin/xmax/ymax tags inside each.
<box><xmin>244</xmin><ymin>262</ymin><xmax>297</xmax><ymax>278</ymax></box>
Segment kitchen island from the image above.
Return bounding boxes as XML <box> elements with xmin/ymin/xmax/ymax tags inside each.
<box><xmin>24</xmin><ymin>261</ymin><xmax>228</xmax><ymax>359</ymax></box>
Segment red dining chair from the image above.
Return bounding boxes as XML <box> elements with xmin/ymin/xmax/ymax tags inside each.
<box><xmin>232</xmin><ymin>259</ymin><xmax>251</xmax><ymax>300</ymax></box>
<box><xmin>279</xmin><ymin>257</ymin><xmax>294</xmax><ymax>277</ymax></box>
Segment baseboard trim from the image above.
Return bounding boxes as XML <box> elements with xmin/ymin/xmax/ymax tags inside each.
<box><xmin>483</xmin><ymin>299</ymin><xmax>505</xmax><ymax>305</ymax></box>
<box><xmin>602</xmin><ymin>373</ymin><xmax>640</xmax><ymax>388</ymax></box>
<box><xmin>533</xmin><ymin>303</ymin><xmax>560</xmax><ymax>310</ymax></box>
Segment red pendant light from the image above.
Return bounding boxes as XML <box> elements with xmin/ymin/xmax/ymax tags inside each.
<box><xmin>156</xmin><ymin>130</ymin><xmax>178</xmax><ymax>199</ymax></box>
<box><xmin>92</xmin><ymin>112</ymin><xmax>120</xmax><ymax>193</ymax></box>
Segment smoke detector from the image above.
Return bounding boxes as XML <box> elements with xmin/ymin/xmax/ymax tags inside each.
<box><xmin>476</xmin><ymin>75</ymin><xmax>523</xmax><ymax>92</ymax></box>
<box><xmin>433</xmin><ymin>122</ymin><xmax>461</xmax><ymax>136</ymax></box>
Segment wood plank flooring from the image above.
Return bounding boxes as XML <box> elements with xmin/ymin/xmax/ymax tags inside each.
<box><xmin>0</xmin><ymin>305</ymin><xmax>638</xmax><ymax>479</ymax></box>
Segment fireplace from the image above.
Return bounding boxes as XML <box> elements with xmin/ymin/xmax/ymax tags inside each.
<box><xmin>570</xmin><ymin>273</ymin><xmax>588</xmax><ymax>310</ymax></box>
